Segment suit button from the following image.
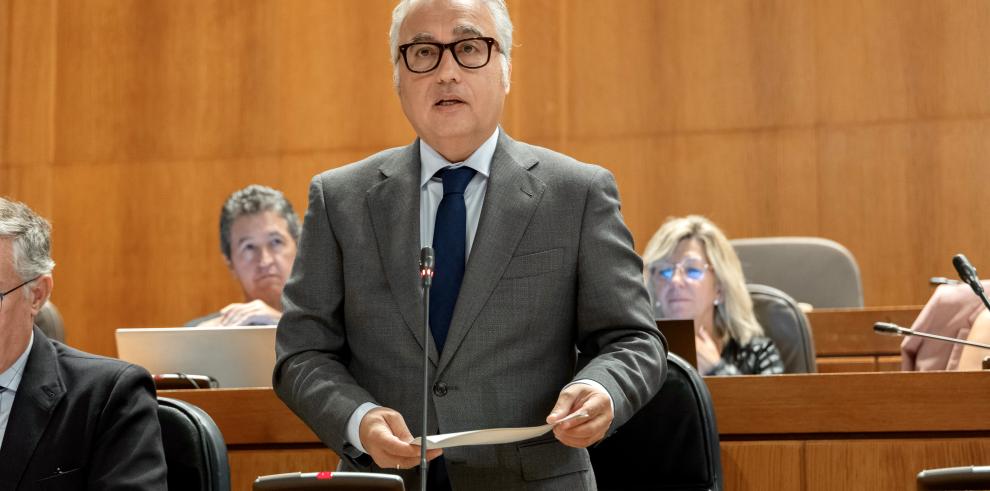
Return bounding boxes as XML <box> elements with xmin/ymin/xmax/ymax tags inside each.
<box><xmin>433</xmin><ymin>382</ymin><xmax>448</xmax><ymax>397</ymax></box>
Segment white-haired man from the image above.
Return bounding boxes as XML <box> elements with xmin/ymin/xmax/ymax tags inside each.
<box><xmin>274</xmin><ymin>1</ymin><xmax>666</xmax><ymax>489</ymax></box>
<box><xmin>0</xmin><ymin>197</ymin><xmax>167</xmax><ymax>490</ymax></box>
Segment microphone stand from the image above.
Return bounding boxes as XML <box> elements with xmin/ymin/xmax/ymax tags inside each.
<box><xmin>973</xmin><ymin>286</ymin><xmax>990</xmax><ymax>313</ymax></box>
<box><xmin>419</xmin><ymin>248</ymin><xmax>434</xmax><ymax>491</ymax></box>
<box><xmin>874</xmin><ymin>322</ymin><xmax>990</xmax><ymax>350</ymax></box>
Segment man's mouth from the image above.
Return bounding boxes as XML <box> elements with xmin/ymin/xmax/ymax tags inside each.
<box><xmin>436</xmin><ymin>98</ymin><xmax>465</xmax><ymax>106</ymax></box>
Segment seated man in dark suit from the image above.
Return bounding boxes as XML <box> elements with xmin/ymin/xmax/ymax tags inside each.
<box><xmin>187</xmin><ymin>184</ymin><xmax>300</xmax><ymax>326</ymax></box>
<box><xmin>0</xmin><ymin>196</ymin><xmax>167</xmax><ymax>490</ymax></box>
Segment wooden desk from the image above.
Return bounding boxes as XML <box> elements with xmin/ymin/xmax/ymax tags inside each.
<box><xmin>163</xmin><ymin>370</ymin><xmax>990</xmax><ymax>490</ymax></box>
<box><xmin>709</xmin><ymin>371</ymin><xmax>990</xmax><ymax>490</ymax></box>
<box><xmin>806</xmin><ymin>306</ymin><xmax>921</xmax><ymax>372</ymax></box>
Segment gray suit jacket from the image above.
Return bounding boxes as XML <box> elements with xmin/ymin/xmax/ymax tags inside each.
<box><xmin>274</xmin><ymin>132</ymin><xmax>666</xmax><ymax>490</ymax></box>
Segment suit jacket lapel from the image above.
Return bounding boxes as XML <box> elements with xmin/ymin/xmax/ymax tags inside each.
<box><xmin>0</xmin><ymin>327</ymin><xmax>65</xmax><ymax>488</ymax></box>
<box><xmin>438</xmin><ymin>133</ymin><xmax>547</xmax><ymax>373</ymax></box>
<box><xmin>367</xmin><ymin>141</ymin><xmax>439</xmax><ymax>366</ymax></box>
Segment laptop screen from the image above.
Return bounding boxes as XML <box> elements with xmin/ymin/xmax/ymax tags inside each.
<box><xmin>115</xmin><ymin>325</ymin><xmax>276</xmax><ymax>388</ymax></box>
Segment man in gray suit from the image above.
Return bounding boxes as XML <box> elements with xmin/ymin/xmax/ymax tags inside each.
<box><xmin>273</xmin><ymin>0</ymin><xmax>666</xmax><ymax>489</ymax></box>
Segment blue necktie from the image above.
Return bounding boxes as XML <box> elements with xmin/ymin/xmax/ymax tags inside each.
<box><xmin>429</xmin><ymin>166</ymin><xmax>477</xmax><ymax>353</ymax></box>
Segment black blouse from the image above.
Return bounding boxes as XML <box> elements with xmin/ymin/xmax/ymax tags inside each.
<box><xmin>706</xmin><ymin>336</ymin><xmax>785</xmax><ymax>376</ymax></box>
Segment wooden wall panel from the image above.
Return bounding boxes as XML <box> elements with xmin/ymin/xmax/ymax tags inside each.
<box><xmin>564</xmin><ymin>0</ymin><xmax>816</xmax><ymax>136</ymax></box>
<box><xmin>0</xmin><ymin>0</ymin><xmax>55</xmax><ymax>245</ymax></box>
<box><xmin>503</xmin><ymin>0</ymin><xmax>567</xmax><ymax>143</ymax></box>
<box><xmin>805</xmin><ymin>438</ymin><xmax>990</xmax><ymax>491</ymax></box>
<box><xmin>815</xmin><ymin>0</ymin><xmax>990</xmax><ymax>123</ymax></box>
<box><xmin>272</xmin><ymin>1</ymin><xmax>414</xmax><ymax>152</ymax></box>
<box><xmin>1</xmin><ymin>0</ymin><xmax>989</xmax><ymax>355</ymax></box>
<box><xmin>724</xmin><ymin>437</ymin><xmax>990</xmax><ymax>490</ymax></box>
<box><xmin>54</xmin><ymin>0</ymin><xmax>412</xmax><ymax>165</ymax></box>
<box><xmin>563</xmin><ymin>129</ymin><xmax>819</xmax><ymax>248</ymax></box>
<box><xmin>721</xmin><ymin>441</ymin><xmax>804</xmax><ymax>490</ymax></box>
<box><xmin>0</xmin><ymin>164</ymin><xmax>53</xmax><ymax>219</ymax></box>
<box><xmin>1</xmin><ymin>0</ymin><xmax>55</xmax><ymax>165</ymax></box>
<box><xmin>0</xmin><ymin>1</ymin><xmax>9</xmax><ymax>162</ymax></box>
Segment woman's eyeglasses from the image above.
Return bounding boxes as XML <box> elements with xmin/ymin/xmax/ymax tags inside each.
<box><xmin>649</xmin><ymin>260</ymin><xmax>710</xmax><ymax>283</ymax></box>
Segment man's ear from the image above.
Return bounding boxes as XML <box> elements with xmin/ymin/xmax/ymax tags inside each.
<box><xmin>29</xmin><ymin>275</ymin><xmax>53</xmax><ymax>316</ymax></box>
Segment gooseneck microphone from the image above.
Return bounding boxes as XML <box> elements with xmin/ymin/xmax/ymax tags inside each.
<box><xmin>420</xmin><ymin>247</ymin><xmax>435</xmax><ymax>288</ymax></box>
<box><xmin>952</xmin><ymin>254</ymin><xmax>990</xmax><ymax>311</ymax></box>
<box><xmin>873</xmin><ymin>322</ymin><xmax>990</xmax><ymax>350</ymax></box>
<box><xmin>929</xmin><ymin>277</ymin><xmax>960</xmax><ymax>286</ymax></box>
<box><xmin>418</xmin><ymin>247</ymin><xmax>434</xmax><ymax>491</ymax></box>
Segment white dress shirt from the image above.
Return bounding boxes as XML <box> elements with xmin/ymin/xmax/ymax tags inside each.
<box><xmin>0</xmin><ymin>331</ymin><xmax>34</xmax><ymax>450</ymax></box>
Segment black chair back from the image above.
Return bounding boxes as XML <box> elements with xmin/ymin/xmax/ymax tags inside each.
<box><xmin>589</xmin><ymin>353</ymin><xmax>723</xmax><ymax>490</ymax></box>
<box><xmin>748</xmin><ymin>283</ymin><xmax>817</xmax><ymax>373</ymax></box>
<box><xmin>158</xmin><ymin>397</ymin><xmax>231</xmax><ymax>491</ymax></box>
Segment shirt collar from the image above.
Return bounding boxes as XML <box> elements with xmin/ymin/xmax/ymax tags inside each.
<box><xmin>0</xmin><ymin>330</ymin><xmax>33</xmax><ymax>393</ymax></box>
<box><xmin>419</xmin><ymin>127</ymin><xmax>499</xmax><ymax>187</ymax></box>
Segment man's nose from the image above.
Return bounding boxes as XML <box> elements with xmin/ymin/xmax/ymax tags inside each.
<box><xmin>258</xmin><ymin>246</ymin><xmax>275</xmax><ymax>267</ymax></box>
<box><xmin>435</xmin><ymin>47</ymin><xmax>462</xmax><ymax>83</ymax></box>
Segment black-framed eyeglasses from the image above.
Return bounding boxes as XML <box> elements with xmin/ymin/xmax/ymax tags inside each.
<box><xmin>0</xmin><ymin>276</ymin><xmax>39</xmax><ymax>311</ymax></box>
<box><xmin>397</xmin><ymin>36</ymin><xmax>500</xmax><ymax>73</ymax></box>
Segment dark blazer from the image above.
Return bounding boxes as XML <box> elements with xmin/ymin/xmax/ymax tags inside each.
<box><xmin>0</xmin><ymin>326</ymin><xmax>168</xmax><ymax>490</ymax></box>
<box><xmin>275</xmin><ymin>132</ymin><xmax>666</xmax><ymax>490</ymax></box>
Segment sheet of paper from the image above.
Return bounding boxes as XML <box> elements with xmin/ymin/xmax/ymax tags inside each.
<box><xmin>411</xmin><ymin>411</ymin><xmax>588</xmax><ymax>450</ymax></box>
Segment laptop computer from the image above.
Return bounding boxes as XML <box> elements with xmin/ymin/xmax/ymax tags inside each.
<box><xmin>115</xmin><ymin>325</ymin><xmax>277</xmax><ymax>388</ymax></box>
<box><xmin>656</xmin><ymin>319</ymin><xmax>698</xmax><ymax>370</ymax></box>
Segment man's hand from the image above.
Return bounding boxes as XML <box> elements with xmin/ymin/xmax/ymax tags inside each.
<box><xmin>217</xmin><ymin>299</ymin><xmax>281</xmax><ymax>326</ymax></box>
<box><xmin>546</xmin><ymin>383</ymin><xmax>613</xmax><ymax>448</ymax></box>
<box><xmin>359</xmin><ymin>407</ymin><xmax>443</xmax><ymax>469</ymax></box>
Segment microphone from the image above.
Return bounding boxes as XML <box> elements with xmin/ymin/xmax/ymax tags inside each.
<box><xmin>418</xmin><ymin>247</ymin><xmax>434</xmax><ymax>491</ymax></box>
<box><xmin>872</xmin><ymin>322</ymin><xmax>906</xmax><ymax>336</ymax></box>
<box><xmin>873</xmin><ymin>322</ymin><xmax>990</xmax><ymax>350</ymax></box>
<box><xmin>929</xmin><ymin>276</ymin><xmax>960</xmax><ymax>286</ymax></box>
<box><xmin>420</xmin><ymin>247</ymin><xmax>435</xmax><ymax>288</ymax></box>
<box><xmin>952</xmin><ymin>253</ymin><xmax>990</xmax><ymax>311</ymax></box>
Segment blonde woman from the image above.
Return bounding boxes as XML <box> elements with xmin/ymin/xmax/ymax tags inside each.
<box><xmin>643</xmin><ymin>215</ymin><xmax>784</xmax><ymax>376</ymax></box>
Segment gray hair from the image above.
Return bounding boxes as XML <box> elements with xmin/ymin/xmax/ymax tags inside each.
<box><xmin>642</xmin><ymin>215</ymin><xmax>764</xmax><ymax>346</ymax></box>
<box><xmin>389</xmin><ymin>0</ymin><xmax>513</xmax><ymax>90</ymax></box>
<box><xmin>0</xmin><ymin>197</ymin><xmax>56</xmax><ymax>286</ymax></box>
<box><xmin>219</xmin><ymin>185</ymin><xmax>301</xmax><ymax>261</ymax></box>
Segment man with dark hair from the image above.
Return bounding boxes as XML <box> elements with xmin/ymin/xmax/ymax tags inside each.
<box><xmin>0</xmin><ymin>196</ymin><xmax>167</xmax><ymax>490</ymax></box>
<box><xmin>188</xmin><ymin>184</ymin><xmax>301</xmax><ymax>326</ymax></box>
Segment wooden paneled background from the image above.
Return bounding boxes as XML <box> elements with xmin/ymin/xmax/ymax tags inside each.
<box><xmin>2</xmin><ymin>0</ymin><xmax>989</xmax><ymax>356</ymax></box>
